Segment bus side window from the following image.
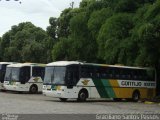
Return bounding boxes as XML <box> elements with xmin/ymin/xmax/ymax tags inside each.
<box><xmin>108</xmin><ymin>69</ymin><xmax>114</xmax><ymax>79</ymax></box>
<box><xmin>81</xmin><ymin>66</ymin><xmax>87</xmax><ymax>78</ymax></box>
<box><xmin>20</xmin><ymin>66</ymin><xmax>30</xmax><ymax>84</ymax></box>
<box><xmin>127</xmin><ymin>69</ymin><xmax>131</xmax><ymax>80</ymax></box>
<box><xmin>95</xmin><ymin>67</ymin><xmax>100</xmax><ymax>79</ymax></box>
<box><xmin>100</xmin><ymin>67</ymin><xmax>107</xmax><ymax>79</ymax></box>
<box><xmin>132</xmin><ymin>70</ymin><xmax>138</xmax><ymax>80</ymax></box>
<box><xmin>120</xmin><ymin>69</ymin><xmax>127</xmax><ymax>79</ymax></box>
<box><xmin>32</xmin><ymin>67</ymin><xmax>45</xmax><ymax>80</ymax></box>
<box><xmin>141</xmin><ymin>70</ymin><xmax>147</xmax><ymax>81</ymax></box>
<box><xmin>81</xmin><ymin>66</ymin><xmax>94</xmax><ymax>78</ymax></box>
<box><xmin>115</xmin><ymin>68</ymin><xmax>120</xmax><ymax>79</ymax></box>
<box><xmin>143</xmin><ymin>70</ymin><xmax>148</xmax><ymax>80</ymax></box>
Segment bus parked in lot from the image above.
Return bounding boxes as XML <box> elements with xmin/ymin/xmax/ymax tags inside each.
<box><xmin>0</xmin><ymin>62</ymin><xmax>16</xmax><ymax>90</ymax></box>
<box><xmin>4</xmin><ymin>63</ymin><xmax>45</xmax><ymax>93</ymax></box>
<box><xmin>43</xmin><ymin>61</ymin><xmax>156</xmax><ymax>102</ymax></box>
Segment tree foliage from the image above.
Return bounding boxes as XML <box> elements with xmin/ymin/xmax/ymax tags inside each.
<box><xmin>0</xmin><ymin>0</ymin><xmax>160</xmax><ymax>71</ymax></box>
<box><xmin>0</xmin><ymin>22</ymin><xmax>50</xmax><ymax>63</ymax></box>
<box><xmin>50</xmin><ymin>0</ymin><xmax>160</xmax><ymax>76</ymax></box>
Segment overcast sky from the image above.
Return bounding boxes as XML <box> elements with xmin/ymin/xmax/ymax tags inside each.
<box><xmin>0</xmin><ymin>0</ymin><xmax>81</xmax><ymax>37</ymax></box>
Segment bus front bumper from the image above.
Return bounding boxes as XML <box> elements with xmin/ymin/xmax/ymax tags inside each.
<box><xmin>3</xmin><ymin>83</ymin><xmax>27</xmax><ymax>92</ymax></box>
<box><xmin>43</xmin><ymin>90</ymin><xmax>62</xmax><ymax>98</ymax></box>
<box><xmin>43</xmin><ymin>89</ymin><xmax>79</xmax><ymax>99</ymax></box>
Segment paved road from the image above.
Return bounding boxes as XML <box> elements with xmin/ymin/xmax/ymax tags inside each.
<box><xmin>0</xmin><ymin>92</ymin><xmax>160</xmax><ymax>120</ymax></box>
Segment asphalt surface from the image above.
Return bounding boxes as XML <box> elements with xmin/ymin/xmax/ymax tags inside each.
<box><xmin>0</xmin><ymin>91</ymin><xmax>160</xmax><ymax>120</ymax></box>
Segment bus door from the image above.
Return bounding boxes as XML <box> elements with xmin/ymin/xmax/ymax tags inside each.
<box><xmin>20</xmin><ymin>66</ymin><xmax>31</xmax><ymax>84</ymax></box>
<box><xmin>66</xmin><ymin>65</ymin><xmax>79</xmax><ymax>88</ymax></box>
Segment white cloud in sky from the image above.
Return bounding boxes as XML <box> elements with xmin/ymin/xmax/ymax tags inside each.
<box><xmin>0</xmin><ymin>0</ymin><xmax>81</xmax><ymax>36</ymax></box>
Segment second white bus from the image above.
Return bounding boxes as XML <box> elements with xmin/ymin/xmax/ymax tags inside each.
<box><xmin>4</xmin><ymin>63</ymin><xmax>45</xmax><ymax>93</ymax></box>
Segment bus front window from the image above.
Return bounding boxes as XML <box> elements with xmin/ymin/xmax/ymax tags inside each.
<box><xmin>44</xmin><ymin>67</ymin><xmax>54</xmax><ymax>84</ymax></box>
<box><xmin>12</xmin><ymin>68</ymin><xmax>20</xmax><ymax>81</ymax></box>
<box><xmin>4</xmin><ymin>67</ymin><xmax>20</xmax><ymax>81</ymax></box>
<box><xmin>4</xmin><ymin>67</ymin><xmax>12</xmax><ymax>81</ymax></box>
<box><xmin>44</xmin><ymin>66</ymin><xmax>66</xmax><ymax>84</ymax></box>
<box><xmin>53</xmin><ymin>67</ymin><xmax>66</xmax><ymax>84</ymax></box>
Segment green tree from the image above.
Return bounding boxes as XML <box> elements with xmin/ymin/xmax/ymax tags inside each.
<box><xmin>97</xmin><ymin>13</ymin><xmax>134</xmax><ymax>64</ymax></box>
<box><xmin>68</xmin><ymin>12</ymin><xmax>98</xmax><ymax>62</ymax></box>
<box><xmin>46</xmin><ymin>17</ymin><xmax>57</xmax><ymax>39</ymax></box>
<box><xmin>115</xmin><ymin>0</ymin><xmax>138</xmax><ymax>13</ymax></box>
<box><xmin>52</xmin><ymin>38</ymin><xmax>70</xmax><ymax>61</ymax></box>
<box><xmin>1</xmin><ymin>22</ymin><xmax>49</xmax><ymax>63</ymax></box>
<box><xmin>22</xmin><ymin>41</ymin><xmax>47</xmax><ymax>63</ymax></box>
<box><xmin>3</xmin><ymin>47</ymin><xmax>21</xmax><ymax>62</ymax></box>
<box><xmin>56</xmin><ymin>8</ymin><xmax>71</xmax><ymax>38</ymax></box>
<box><xmin>88</xmin><ymin>8</ymin><xmax>113</xmax><ymax>38</ymax></box>
<box><xmin>0</xmin><ymin>32</ymin><xmax>12</xmax><ymax>61</ymax></box>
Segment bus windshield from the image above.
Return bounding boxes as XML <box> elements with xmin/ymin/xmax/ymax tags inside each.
<box><xmin>4</xmin><ymin>67</ymin><xmax>20</xmax><ymax>81</ymax></box>
<box><xmin>44</xmin><ymin>66</ymin><xmax>66</xmax><ymax>84</ymax></box>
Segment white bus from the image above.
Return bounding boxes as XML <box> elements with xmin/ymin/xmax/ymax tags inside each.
<box><xmin>43</xmin><ymin>61</ymin><xmax>156</xmax><ymax>102</ymax></box>
<box><xmin>4</xmin><ymin>63</ymin><xmax>45</xmax><ymax>93</ymax></box>
<box><xmin>0</xmin><ymin>62</ymin><xmax>16</xmax><ymax>90</ymax></box>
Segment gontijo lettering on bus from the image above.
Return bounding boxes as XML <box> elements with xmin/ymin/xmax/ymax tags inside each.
<box><xmin>118</xmin><ymin>80</ymin><xmax>156</xmax><ymax>88</ymax></box>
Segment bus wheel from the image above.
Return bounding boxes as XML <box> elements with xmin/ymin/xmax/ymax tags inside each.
<box><xmin>132</xmin><ymin>91</ymin><xmax>140</xmax><ymax>102</ymax></box>
<box><xmin>77</xmin><ymin>89</ymin><xmax>88</xmax><ymax>102</ymax></box>
<box><xmin>29</xmin><ymin>85</ymin><xmax>38</xmax><ymax>94</ymax></box>
<box><xmin>59</xmin><ymin>98</ymin><xmax>67</xmax><ymax>102</ymax></box>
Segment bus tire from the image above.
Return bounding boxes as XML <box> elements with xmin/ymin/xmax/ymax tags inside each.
<box><xmin>77</xmin><ymin>89</ymin><xmax>88</xmax><ymax>102</ymax></box>
<box><xmin>132</xmin><ymin>91</ymin><xmax>140</xmax><ymax>102</ymax></box>
<box><xmin>59</xmin><ymin>98</ymin><xmax>68</xmax><ymax>102</ymax></box>
<box><xmin>29</xmin><ymin>85</ymin><xmax>38</xmax><ymax>94</ymax></box>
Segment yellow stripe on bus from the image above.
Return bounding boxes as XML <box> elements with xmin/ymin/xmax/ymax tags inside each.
<box><xmin>109</xmin><ymin>80</ymin><xmax>156</xmax><ymax>99</ymax></box>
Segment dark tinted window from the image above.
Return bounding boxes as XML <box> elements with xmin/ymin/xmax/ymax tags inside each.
<box><xmin>0</xmin><ymin>64</ymin><xmax>8</xmax><ymax>83</ymax></box>
<box><xmin>81</xmin><ymin>65</ymin><xmax>94</xmax><ymax>78</ymax></box>
<box><xmin>79</xmin><ymin>65</ymin><xmax>155</xmax><ymax>81</ymax></box>
<box><xmin>20</xmin><ymin>66</ymin><xmax>30</xmax><ymax>83</ymax></box>
<box><xmin>32</xmin><ymin>66</ymin><xmax>45</xmax><ymax>80</ymax></box>
<box><xmin>0</xmin><ymin>71</ymin><xmax>5</xmax><ymax>82</ymax></box>
<box><xmin>66</xmin><ymin>65</ymin><xmax>79</xmax><ymax>86</ymax></box>
<box><xmin>0</xmin><ymin>64</ymin><xmax>8</xmax><ymax>71</ymax></box>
